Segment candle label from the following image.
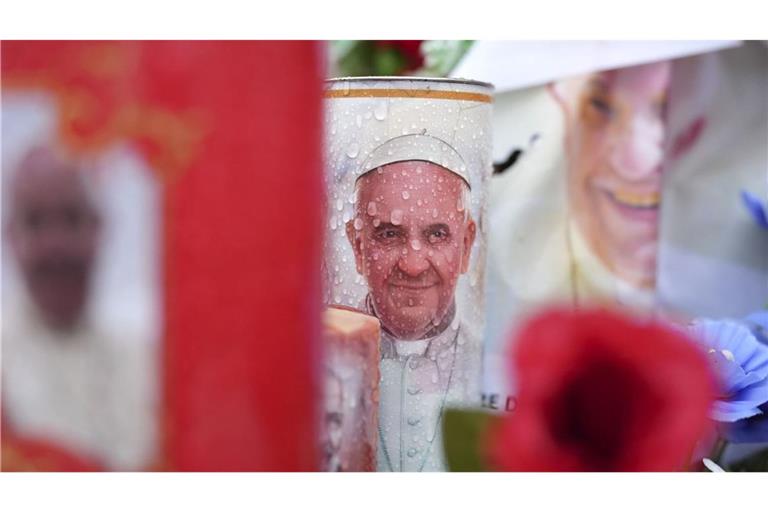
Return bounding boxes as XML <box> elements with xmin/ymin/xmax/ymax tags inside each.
<box><xmin>323</xmin><ymin>77</ymin><xmax>494</xmax><ymax>472</ymax></box>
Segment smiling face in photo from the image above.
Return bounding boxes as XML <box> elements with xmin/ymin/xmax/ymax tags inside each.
<box><xmin>347</xmin><ymin>161</ymin><xmax>476</xmax><ymax>340</ymax></box>
<box><xmin>558</xmin><ymin>62</ymin><xmax>671</xmax><ymax>288</ymax></box>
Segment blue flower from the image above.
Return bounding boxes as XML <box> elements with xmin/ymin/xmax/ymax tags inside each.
<box><xmin>687</xmin><ymin>319</ymin><xmax>768</xmax><ymax>425</ymax></box>
<box><xmin>740</xmin><ymin>190</ymin><xmax>768</xmax><ymax>230</ymax></box>
<box><xmin>744</xmin><ymin>311</ymin><xmax>768</xmax><ymax>345</ymax></box>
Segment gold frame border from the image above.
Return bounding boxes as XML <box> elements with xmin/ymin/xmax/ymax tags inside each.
<box><xmin>324</xmin><ymin>88</ymin><xmax>492</xmax><ymax>103</ymax></box>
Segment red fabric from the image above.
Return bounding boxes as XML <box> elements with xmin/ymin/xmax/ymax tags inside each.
<box><xmin>158</xmin><ymin>41</ymin><xmax>324</xmax><ymax>471</ymax></box>
<box><xmin>488</xmin><ymin>308</ymin><xmax>716</xmax><ymax>471</ymax></box>
<box><xmin>2</xmin><ymin>41</ymin><xmax>324</xmax><ymax>471</ymax></box>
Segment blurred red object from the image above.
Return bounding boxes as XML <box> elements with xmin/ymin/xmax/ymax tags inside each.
<box><xmin>487</xmin><ymin>308</ymin><xmax>716</xmax><ymax>471</ymax></box>
<box><xmin>157</xmin><ymin>41</ymin><xmax>324</xmax><ymax>472</ymax></box>
<box><xmin>2</xmin><ymin>41</ymin><xmax>324</xmax><ymax>471</ymax></box>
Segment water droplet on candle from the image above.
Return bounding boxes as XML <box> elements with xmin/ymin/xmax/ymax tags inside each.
<box><xmin>374</xmin><ymin>100</ymin><xmax>388</xmax><ymax>120</ymax></box>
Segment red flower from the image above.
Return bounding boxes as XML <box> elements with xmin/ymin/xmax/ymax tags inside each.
<box><xmin>487</xmin><ymin>308</ymin><xmax>716</xmax><ymax>471</ymax></box>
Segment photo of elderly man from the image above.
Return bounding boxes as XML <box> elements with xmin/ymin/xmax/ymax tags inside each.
<box><xmin>345</xmin><ymin>134</ymin><xmax>478</xmax><ymax>472</ymax></box>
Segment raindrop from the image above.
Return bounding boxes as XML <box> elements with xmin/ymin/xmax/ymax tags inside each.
<box><xmin>342</xmin><ymin>210</ymin><xmax>352</xmax><ymax>223</ymax></box>
<box><xmin>457</xmin><ymin>197</ymin><xmax>465</xmax><ymax>212</ymax></box>
<box><xmin>373</xmin><ymin>218</ymin><xmax>381</xmax><ymax>227</ymax></box>
<box><xmin>367</xmin><ymin>201</ymin><xmax>378</xmax><ymax>216</ymax></box>
<box><xmin>329</xmin><ymin>216</ymin><xmax>338</xmax><ymax>230</ymax></box>
<box><xmin>336</xmin><ymin>198</ymin><xmax>343</xmax><ymax>211</ymax></box>
<box><xmin>373</xmin><ymin>100</ymin><xmax>388</xmax><ymax>121</ymax></box>
<box><xmin>410</xmin><ymin>239</ymin><xmax>422</xmax><ymax>251</ymax></box>
<box><xmin>451</xmin><ymin>316</ymin><xmax>460</xmax><ymax>330</ymax></box>
<box><xmin>402</xmin><ymin>191</ymin><xmax>410</xmax><ymax>200</ymax></box>
<box><xmin>432</xmin><ymin>208</ymin><xmax>438</xmax><ymax>218</ymax></box>
<box><xmin>390</xmin><ymin>209</ymin><xmax>403</xmax><ymax>225</ymax></box>
<box><xmin>353</xmin><ymin>217</ymin><xmax>364</xmax><ymax>230</ymax></box>
<box><xmin>417</xmin><ymin>199</ymin><xmax>422</xmax><ymax>206</ymax></box>
<box><xmin>346</xmin><ymin>142</ymin><xmax>360</xmax><ymax>158</ymax></box>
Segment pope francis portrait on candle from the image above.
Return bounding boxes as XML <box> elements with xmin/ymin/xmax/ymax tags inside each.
<box><xmin>345</xmin><ymin>134</ymin><xmax>479</xmax><ymax>472</ymax></box>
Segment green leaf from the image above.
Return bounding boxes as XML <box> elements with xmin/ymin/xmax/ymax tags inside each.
<box><xmin>418</xmin><ymin>40</ymin><xmax>474</xmax><ymax>77</ymax></box>
<box><xmin>727</xmin><ymin>447</ymin><xmax>768</xmax><ymax>472</ymax></box>
<box><xmin>336</xmin><ymin>41</ymin><xmax>376</xmax><ymax>77</ymax></box>
<box><xmin>442</xmin><ymin>408</ymin><xmax>499</xmax><ymax>472</ymax></box>
<box><xmin>373</xmin><ymin>47</ymin><xmax>406</xmax><ymax>76</ymax></box>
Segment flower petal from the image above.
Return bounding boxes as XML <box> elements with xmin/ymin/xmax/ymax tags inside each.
<box><xmin>733</xmin><ymin>378</ymin><xmax>768</xmax><ymax>407</ymax></box>
<box><xmin>745</xmin><ymin>311</ymin><xmax>768</xmax><ymax>345</ymax></box>
<box><xmin>741</xmin><ymin>189</ymin><xmax>768</xmax><ymax>229</ymax></box>
<box><xmin>690</xmin><ymin>319</ymin><xmax>768</xmax><ymax>376</ymax></box>
<box><xmin>702</xmin><ymin>458</ymin><xmax>726</xmax><ymax>472</ymax></box>
<box><xmin>712</xmin><ymin>400</ymin><xmax>763</xmax><ymax>422</ymax></box>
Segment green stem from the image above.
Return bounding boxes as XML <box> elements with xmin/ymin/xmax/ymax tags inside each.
<box><xmin>710</xmin><ymin>437</ymin><xmax>729</xmax><ymax>467</ymax></box>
